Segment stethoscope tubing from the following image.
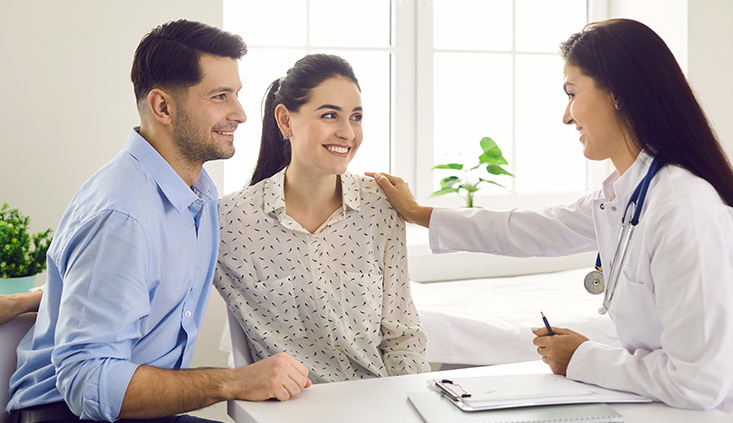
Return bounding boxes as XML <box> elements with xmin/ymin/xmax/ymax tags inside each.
<box><xmin>591</xmin><ymin>157</ymin><xmax>666</xmax><ymax>314</ymax></box>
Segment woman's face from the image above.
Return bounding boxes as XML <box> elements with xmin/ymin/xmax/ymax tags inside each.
<box><xmin>562</xmin><ymin>64</ymin><xmax>630</xmax><ymax>167</ymax></box>
<box><xmin>283</xmin><ymin>76</ymin><xmax>363</xmax><ymax>177</ymax></box>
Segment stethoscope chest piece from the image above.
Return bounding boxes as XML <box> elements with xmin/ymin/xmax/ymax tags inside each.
<box><xmin>584</xmin><ymin>270</ymin><xmax>605</xmax><ymax>295</ymax></box>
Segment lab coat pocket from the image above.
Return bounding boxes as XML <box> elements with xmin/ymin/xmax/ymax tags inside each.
<box><xmin>340</xmin><ymin>271</ymin><xmax>383</xmax><ymax>337</ymax></box>
<box><xmin>245</xmin><ymin>275</ymin><xmax>305</xmax><ymax>337</ymax></box>
<box><xmin>621</xmin><ymin>265</ymin><xmax>645</xmax><ymax>285</ymax></box>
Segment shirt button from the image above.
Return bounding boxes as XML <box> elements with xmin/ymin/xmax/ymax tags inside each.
<box><xmin>610</xmin><ymin>205</ymin><xmax>617</xmax><ymax>212</ymax></box>
<box><xmin>184</xmin><ymin>310</ymin><xmax>192</xmax><ymax>318</ymax></box>
<box><xmin>599</xmin><ymin>203</ymin><xmax>605</xmax><ymax>210</ymax></box>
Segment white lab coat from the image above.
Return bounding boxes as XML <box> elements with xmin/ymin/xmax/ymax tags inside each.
<box><xmin>429</xmin><ymin>151</ymin><xmax>733</xmax><ymax>412</ymax></box>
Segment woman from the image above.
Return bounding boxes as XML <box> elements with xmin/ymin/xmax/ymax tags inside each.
<box><xmin>370</xmin><ymin>19</ymin><xmax>733</xmax><ymax>411</ymax></box>
<box><xmin>215</xmin><ymin>54</ymin><xmax>431</xmax><ymax>383</ymax></box>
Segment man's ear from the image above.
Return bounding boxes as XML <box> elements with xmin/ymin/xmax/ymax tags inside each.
<box><xmin>274</xmin><ymin>104</ymin><xmax>292</xmax><ymax>139</ymax></box>
<box><xmin>146</xmin><ymin>89</ymin><xmax>175</xmax><ymax>125</ymax></box>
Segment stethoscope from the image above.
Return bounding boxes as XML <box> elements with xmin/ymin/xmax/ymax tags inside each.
<box><xmin>584</xmin><ymin>157</ymin><xmax>665</xmax><ymax>315</ymax></box>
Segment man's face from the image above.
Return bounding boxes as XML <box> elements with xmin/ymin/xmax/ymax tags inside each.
<box><xmin>172</xmin><ymin>54</ymin><xmax>246</xmax><ymax>165</ymax></box>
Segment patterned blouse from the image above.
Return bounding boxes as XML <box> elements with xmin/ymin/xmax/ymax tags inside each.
<box><xmin>215</xmin><ymin>168</ymin><xmax>431</xmax><ymax>383</ymax></box>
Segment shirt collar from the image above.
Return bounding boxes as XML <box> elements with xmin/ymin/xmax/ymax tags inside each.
<box><xmin>125</xmin><ymin>128</ymin><xmax>218</xmax><ymax>212</ymax></box>
<box><xmin>263</xmin><ymin>168</ymin><xmax>361</xmax><ymax>220</ymax></box>
<box><xmin>601</xmin><ymin>150</ymin><xmax>653</xmax><ymax>202</ymax></box>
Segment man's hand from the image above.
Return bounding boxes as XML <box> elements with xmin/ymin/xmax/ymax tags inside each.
<box><xmin>232</xmin><ymin>352</ymin><xmax>312</xmax><ymax>401</ymax></box>
<box><xmin>120</xmin><ymin>352</ymin><xmax>312</xmax><ymax>418</ymax></box>
<box><xmin>532</xmin><ymin>326</ymin><xmax>588</xmax><ymax>376</ymax></box>
<box><xmin>365</xmin><ymin>172</ymin><xmax>433</xmax><ymax>227</ymax></box>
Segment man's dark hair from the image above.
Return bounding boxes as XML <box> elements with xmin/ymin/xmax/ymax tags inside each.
<box><xmin>131</xmin><ymin>19</ymin><xmax>246</xmax><ymax>103</ymax></box>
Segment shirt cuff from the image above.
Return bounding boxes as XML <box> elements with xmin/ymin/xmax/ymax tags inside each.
<box><xmin>566</xmin><ymin>340</ymin><xmax>596</xmax><ymax>381</ymax></box>
<box><xmin>428</xmin><ymin>208</ymin><xmax>446</xmax><ymax>253</ymax></box>
<box><xmin>79</xmin><ymin>360</ymin><xmax>139</xmax><ymax>421</ymax></box>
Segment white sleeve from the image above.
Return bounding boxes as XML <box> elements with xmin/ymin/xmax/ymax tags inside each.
<box><xmin>429</xmin><ymin>193</ymin><xmax>598</xmax><ymax>257</ymax></box>
<box><xmin>567</xmin><ymin>203</ymin><xmax>733</xmax><ymax>411</ymax></box>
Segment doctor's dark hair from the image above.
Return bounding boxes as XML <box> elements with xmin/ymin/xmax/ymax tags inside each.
<box><xmin>560</xmin><ymin>18</ymin><xmax>733</xmax><ymax>206</ymax></box>
<box><xmin>249</xmin><ymin>54</ymin><xmax>360</xmax><ymax>186</ymax></box>
<box><xmin>131</xmin><ymin>19</ymin><xmax>246</xmax><ymax>103</ymax></box>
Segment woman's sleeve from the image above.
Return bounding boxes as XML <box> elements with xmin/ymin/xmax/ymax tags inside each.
<box><xmin>379</xmin><ymin>212</ymin><xmax>432</xmax><ymax>375</ymax></box>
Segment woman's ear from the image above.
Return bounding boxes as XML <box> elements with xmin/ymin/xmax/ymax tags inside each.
<box><xmin>146</xmin><ymin>88</ymin><xmax>175</xmax><ymax>125</ymax></box>
<box><xmin>274</xmin><ymin>104</ymin><xmax>292</xmax><ymax>139</ymax></box>
<box><xmin>610</xmin><ymin>93</ymin><xmax>621</xmax><ymax>110</ymax></box>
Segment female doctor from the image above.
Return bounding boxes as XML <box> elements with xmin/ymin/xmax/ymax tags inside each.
<box><xmin>369</xmin><ymin>19</ymin><xmax>733</xmax><ymax>412</ymax></box>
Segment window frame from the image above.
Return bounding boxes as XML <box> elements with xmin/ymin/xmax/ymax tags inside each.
<box><xmin>395</xmin><ymin>0</ymin><xmax>612</xmax><ymax>208</ymax></box>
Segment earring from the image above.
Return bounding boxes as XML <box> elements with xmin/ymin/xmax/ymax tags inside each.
<box><xmin>614</xmin><ymin>103</ymin><xmax>620</xmax><ymax>110</ymax></box>
<box><xmin>283</xmin><ymin>134</ymin><xmax>289</xmax><ymax>141</ymax></box>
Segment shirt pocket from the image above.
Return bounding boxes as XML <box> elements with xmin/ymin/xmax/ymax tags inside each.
<box><xmin>339</xmin><ymin>271</ymin><xmax>383</xmax><ymax>337</ymax></box>
<box><xmin>243</xmin><ymin>275</ymin><xmax>305</xmax><ymax>337</ymax></box>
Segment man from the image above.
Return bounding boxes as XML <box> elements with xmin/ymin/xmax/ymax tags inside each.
<box><xmin>7</xmin><ymin>19</ymin><xmax>311</xmax><ymax>423</ymax></box>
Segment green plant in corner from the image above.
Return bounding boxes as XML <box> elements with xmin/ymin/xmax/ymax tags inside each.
<box><xmin>431</xmin><ymin>136</ymin><xmax>514</xmax><ymax>207</ymax></box>
<box><xmin>0</xmin><ymin>203</ymin><xmax>53</xmax><ymax>278</ymax></box>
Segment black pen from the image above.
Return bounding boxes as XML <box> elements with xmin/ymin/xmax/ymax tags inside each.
<box><xmin>540</xmin><ymin>311</ymin><xmax>555</xmax><ymax>336</ymax></box>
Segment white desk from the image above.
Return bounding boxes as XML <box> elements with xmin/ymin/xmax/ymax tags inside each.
<box><xmin>228</xmin><ymin>361</ymin><xmax>732</xmax><ymax>423</ymax></box>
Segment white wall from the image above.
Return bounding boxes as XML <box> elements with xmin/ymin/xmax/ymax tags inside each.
<box><xmin>687</xmin><ymin>0</ymin><xmax>733</xmax><ymax>158</ymax></box>
<box><xmin>0</xmin><ymin>2</ymin><xmax>231</xmax><ymax>419</ymax></box>
<box><xmin>606</xmin><ymin>0</ymin><xmax>733</xmax><ymax>156</ymax></box>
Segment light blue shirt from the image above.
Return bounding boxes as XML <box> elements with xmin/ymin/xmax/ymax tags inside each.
<box><xmin>7</xmin><ymin>128</ymin><xmax>219</xmax><ymax>421</ymax></box>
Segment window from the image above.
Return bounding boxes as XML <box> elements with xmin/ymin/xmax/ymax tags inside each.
<box><xmin>223</xmin><ymin>0</ymin><xmax>604</xmax><ymax>206</ymax></box>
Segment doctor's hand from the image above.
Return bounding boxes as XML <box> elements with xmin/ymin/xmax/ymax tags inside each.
<box><xmin>532</xmin><ymin>327</ymin><xmax>589</xmax><ymax>376</ymax></box>
<box><xmin>232</xmin><ymin>352</ymin><xmax>312</xmax><ymax>401</ymax></box>
<box><xmin>365</xmin><ymin>172</ymin><xmax>433</xmax><ymax>228</ymax></box>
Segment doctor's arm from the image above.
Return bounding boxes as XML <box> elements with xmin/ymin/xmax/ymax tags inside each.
<box><xmin>369</xmin><ymin>172</ymin><xmax>598</xmax><ymax>256</ymax></box>
<box><xmin>565</xmin><ymin>203</ymin><xmax>733</xmax><ymax>410</ymax></box>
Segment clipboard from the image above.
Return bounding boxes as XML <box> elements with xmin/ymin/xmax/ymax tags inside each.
<box><xmin>432</xmin><ymin>374</ymin><xmax>652</xmax><ymax>412</ymax></box>
<box><xmin>408</xmin><ymin>391</ymin><xmax>624</xmax><ymax>423</ymax></box>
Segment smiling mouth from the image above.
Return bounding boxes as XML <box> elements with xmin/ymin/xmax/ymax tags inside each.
<box><xmin>214</xmin><ymin>130</ymin><xmax>235</xmax><ymax>136</ymax></box>
<box><xmin>324</xmin><ymin>145</ymin><xmax>350</xmax><ymax>154</ymax></box>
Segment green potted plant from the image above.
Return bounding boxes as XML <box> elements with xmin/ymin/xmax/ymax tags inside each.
<box><xmin>431</xmin><ymin>136</ymin><xmax>514</xmax><ymax>207</ymax></box>
<box><xmin>0</xmin><ymin>203</ymin><xmax>53</xmax><ymax>294</ymax></box>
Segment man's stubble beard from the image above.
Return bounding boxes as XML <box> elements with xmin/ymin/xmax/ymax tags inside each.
<box><xmin>173</xmin><ymin>106</ymin><xmax>235</xmax><ymax>164</ymax></box>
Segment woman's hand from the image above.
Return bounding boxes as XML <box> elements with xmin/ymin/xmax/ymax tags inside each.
<box><xmin>0</xmin><ymin>289</ymin><xmax>42</xmax><ymax>325</ymax></box>
<box><xmin>532</xmin><ymin>326</ymin><xmax>589</xmax><ymax>376</ymax></box>
<box><xmin>365</xmin><ymin>172</ymin><xmax>433</xmax><ymax>227</ymax></box>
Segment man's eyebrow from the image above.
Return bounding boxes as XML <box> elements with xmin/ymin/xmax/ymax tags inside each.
<box><xmin>207</xmin><ymin>86</ymin><xmax>241</xmax><ymax>95</ymax></box>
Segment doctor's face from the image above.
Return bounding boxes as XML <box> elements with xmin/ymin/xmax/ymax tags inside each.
<box><xmin>562</xmin><ymin>64</ymin><xmax>628</xmax><ymax>166</ymax></box>
<box><xmin>284</xmin><ymin>76</ymin><xmax>363</xmax><ymax>177</ymax></box>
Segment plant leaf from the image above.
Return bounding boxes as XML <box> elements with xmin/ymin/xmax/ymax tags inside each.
<box><xmin>432</xmin><ymin>163</ymin><xmax>463</xmax><ymax>170</ymax></box>
<box><xmin>479</xmin><ymin>136</ymin><xmax>497</xmax><ymax>153</ymax></box>
<box><xmin>485</xmin><ymin>164</ymin><xmax>514</xmax><ymax>177</ymax></box>
<box><xmin>478</xmin><ymin>178</ymin><xmax>506</xmax><ymax>188</ymax></box>
<box><xmin>478</xmin><ymin>151</ymin><xmax>508</xmax><ymax>165</ymax></box>
<box><xmin>439</xmin><ymin>176</ymin><xmax>461</xmax><ymax>189</ymax></box>
<box><xmin>459</xmin><ymin>184</ymin><xmax>479</xmax><ymax>193</ymax></box>
<box><xmin>429</xmin><ymin>187</ymin><xmax>460</xmax><ymax>197</ymax></box>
